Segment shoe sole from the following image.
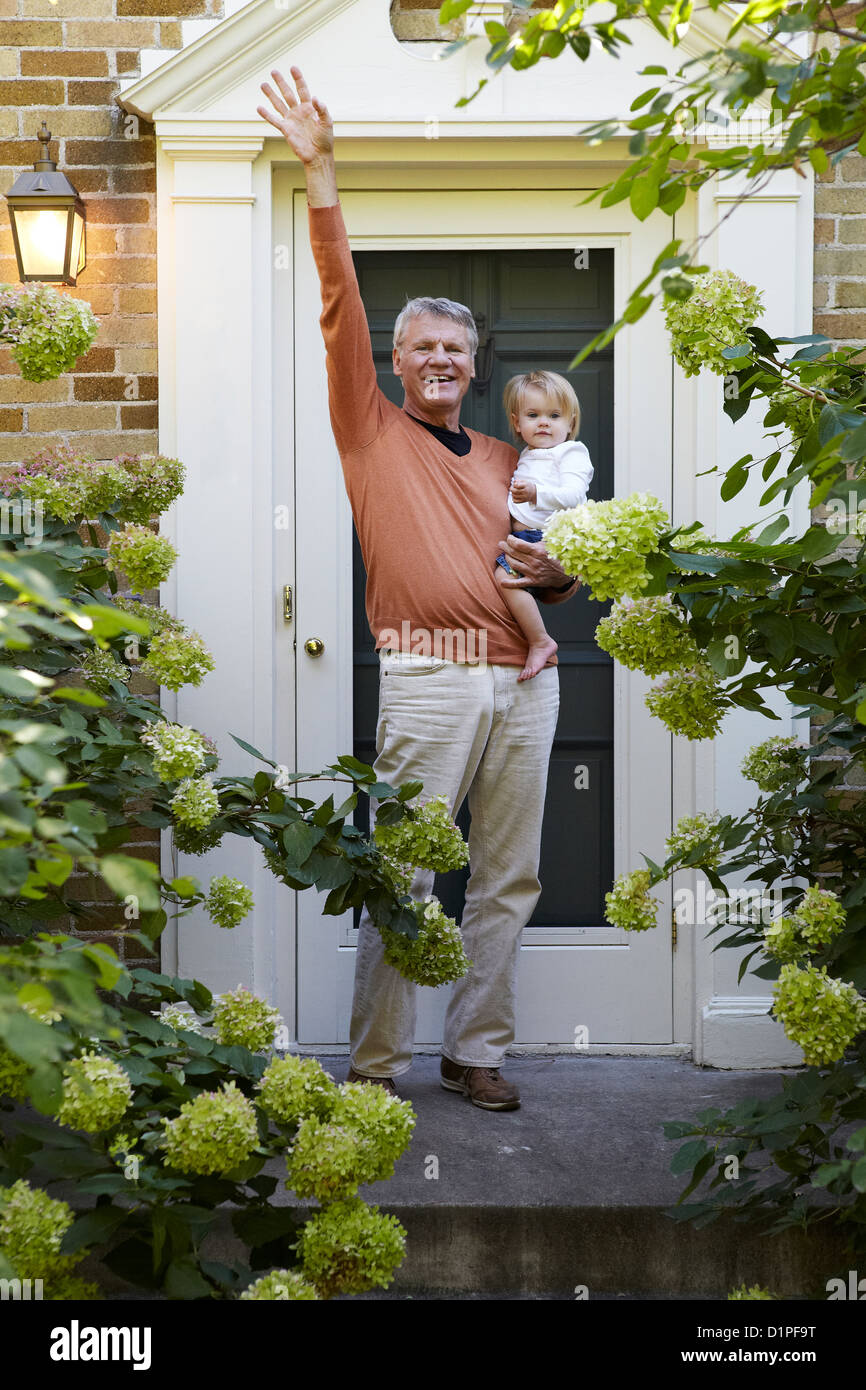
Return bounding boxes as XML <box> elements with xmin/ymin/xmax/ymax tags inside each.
<box><xmin>440</xmin><ymin>1077</ymin><xmax>520</xmax><ymax>1110</ymax></box>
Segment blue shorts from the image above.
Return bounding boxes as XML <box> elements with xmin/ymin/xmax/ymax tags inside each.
<box><xmin>496</xmin><ymin>528</ymin><xmax>547</xmax><ymax>597</ymax></box>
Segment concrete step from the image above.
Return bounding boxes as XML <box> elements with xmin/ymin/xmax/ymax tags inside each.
<box><xmin>314</xmin><ymin>1054</ymin><xmax>849</xmax><ymax>1300</ymax></box>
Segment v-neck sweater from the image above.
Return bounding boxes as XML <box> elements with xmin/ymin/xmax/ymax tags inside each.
<box><xmin>308</xmin><ymin>201</ymin><xmax>557</xmax><ymax>670</ymax></box>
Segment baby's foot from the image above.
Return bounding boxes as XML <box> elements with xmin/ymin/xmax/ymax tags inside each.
<box><xmin>519</xmin><ymin>636</ymin><xmax>558</xmax><ymax>681</ymax></box>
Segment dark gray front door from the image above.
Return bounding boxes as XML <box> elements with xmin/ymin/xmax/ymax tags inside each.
<box><xmin>352</xmin><ymin>248</ymin><xmax>614</xmax><ymax>928</ymax></box>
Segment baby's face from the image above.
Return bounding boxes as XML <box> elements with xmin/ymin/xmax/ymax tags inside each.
<box><xmin>513</xmin><ymin>385</ymin><xmax>572</xmax><ymax>449</ymax></box>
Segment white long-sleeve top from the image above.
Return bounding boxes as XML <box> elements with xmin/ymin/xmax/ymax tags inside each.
<box><xmin>508</xmin><ymin>438</ymin><xmax>594</xmax><ymax>530</ymax></box>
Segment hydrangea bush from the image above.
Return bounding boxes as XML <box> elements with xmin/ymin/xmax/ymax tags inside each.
<box><xmin>543</xmin><ymin>492</ymin><xmax>670</xmax><ymax>602</ymax></box>
<box><xmin>0</xmin><ymin>283</ymin><xmax>98</xmax><ymax>381</ymax></box>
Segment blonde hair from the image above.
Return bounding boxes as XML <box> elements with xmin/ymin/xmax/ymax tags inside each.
<box><xmin>503</xmin><ymin>370</ymin><xmax>581</xmax><ymax>443</ymax></box>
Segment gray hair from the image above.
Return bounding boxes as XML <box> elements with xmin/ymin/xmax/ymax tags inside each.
<box><xmin>392</xmin><ymin>296</ymin><xmax>479</xmax><ymax>357</ymax></box>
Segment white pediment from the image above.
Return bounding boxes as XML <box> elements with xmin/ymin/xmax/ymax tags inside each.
<box><xmin>118</xmin><ymin>0</ymin><xmax>786</xmax><ymax>136</ymax></box>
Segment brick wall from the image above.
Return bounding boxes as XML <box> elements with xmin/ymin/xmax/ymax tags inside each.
<box><xmin>0</xmin><ymin>0</ymin><xmax>228</xmax><ymax>966</ymax></box>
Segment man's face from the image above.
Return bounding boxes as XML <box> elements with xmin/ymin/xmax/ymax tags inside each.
<box><xmin>392</xmin><ymin>312</ymin><xmax>476</xmax><ymax>419</ymax></box>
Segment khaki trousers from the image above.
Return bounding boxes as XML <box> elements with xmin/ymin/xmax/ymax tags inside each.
<box><xmin>350</xmin><ymin>650</ymin><xmax>560</xmax><ymax>1077</ymax></box>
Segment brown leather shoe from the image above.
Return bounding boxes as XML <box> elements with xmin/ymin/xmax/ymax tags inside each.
<box><xmin>440</xmin><ymin>1057</ymin><xmax>520</xmax><ymax>1110</ymax></box>
<box><xmin>346</xmin><ymin>1066</ymin><xmax>399</xmax><ymax>1097</ymax></box>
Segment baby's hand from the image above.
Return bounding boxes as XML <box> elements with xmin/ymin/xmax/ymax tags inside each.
<box><xmin>510</xmin><ymin>478</ymin><xmax>537</xmax><ymax>504</ymax></box>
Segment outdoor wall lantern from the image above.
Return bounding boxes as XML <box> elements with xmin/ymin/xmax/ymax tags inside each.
<box><xmin>4</xmin><ymin>122</ymin><xmax>87</xmax><ymax>285</ymax></box>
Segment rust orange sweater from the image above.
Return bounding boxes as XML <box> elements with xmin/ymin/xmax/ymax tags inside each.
<box><xmin>308</xmin><ymin>201</ymin><xmax>558</xmax><ymax>670</ymax></box>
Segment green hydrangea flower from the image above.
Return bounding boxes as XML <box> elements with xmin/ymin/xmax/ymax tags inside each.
<box><xmin>296</xmin><ymin>1197</ymin><xmax>407</xmax><ymax>1298</ymax></box>
<box><xmin>285</xmin><ymin>1081</ymin><xmax>416</xmax><ymax>1202</ymax></box>
<box><xmin>665</xmin><ymin>811</ymin><xmax>723</xmax><ymax>870</ymax></box>
<box><xmin>379</xmin><ymin>896</ymin><xmax>471</xmax><ymax>987</ymax></box>
<box><xmin>772</xmin><ymin>963</ymin><xmax>866</xmax><ymax>1067</ymax></box>
<box><xmin>140</xmin><ymin>720</ymin><xmax>211</xmax><ymax>782</ymax></box>
<box><xmin>0</xmin><ymin>447</ymin><xmax>126</xmax><ymax>523</ymax></box>
<box><xmin>0</xmin><ymin>284</ymin><xmax>98</xmax><ymax>381</ymax></box>
<box><xmin>595</xmin><ymin>594</ymin><xmax>698</xmax><ymax>676</ymax></box>
<box><xmin>173</xmin><ymin>818</ymin><xmax>225</xmax><ymax>856</ymax></box>
<box><xmin>239</xmin><ymin>1269</ymin><xmax>319</xmax><ymax>1300</ymax></box>
<box><xmin>110</xmin><ymin>596</ymin><xmax>185</xmax><ymax>636</ymax></box>
<box><xmin>205</xmin><ymin>876</ymin><xmax>254</xmax><ymax>931</ymax></box>
<box><xmin>0</xmin><ymin>1046</ymin><xmax>30</xmax><ymax>1101</ymax></box>
<box><xmin>544</xmin><ymin>492</ymin><xmax>670</xmax><ymax>603</ymax></box>
<box><xmin>113</xmin><ymin>453</ymin><xmax>185</xmax><ymax>524</ymax></box>
<box><xmin>80</xmin><ymin>646</ymin><xmax>130</xmax><ymax>693</ymax></box>
<box><xmin>56</xmin><ymin>1052</ymin><xmax>132</xmax><ymax>1133</ymax></box>
<box><xmin>256</xmin><ymin>1054</ymin><xmax>337</xmax><ymax>1126</ymax></box>
<box><xmin>212</xmin><ymin>986</ymin><xmax>281</xmax><ymax>1050</ymax></box>
<box><xmin>0</xmin><ymin>1180</ymin><xmax>84</xmax><ymax>1282</ymax></box>
<box><xmin>604</xmin><ymin>869</ymin><xmax>660</xmax><ymax>932</ymax></box>
<box><xmin>332</xmin><ymin>1081</ymin><xmax>416</xmax><ymax>1174</ymax></box>
<box><xmin>741</xmin><ymin>736</ymin><xmax>805</xmax><ymax>793</ymax></box>
<box><xmin>161</xmin><ymin>1080</ymin><xmax>258</xmax><ymax>1175</ymax></box>
<box><xmin>764</xmin><ymin>887</ymin><xmax>847</xmax><ymax>963</ymax></box>
<box><xmin>373</xmin><ymin>793</ymin><xmax>468</xmax><ymax>873</ymax></box>
<box><xmin>171</xmin><ymin>775</ymin><xmax>219</xmax><ymax>830</ymax></box>
<box><xmin>663</xmin><ymin>269</ymin><xmax>765</xmax><ymax>377</ymax></box>
<box><xmin>767</xmin><ymin>384</ymin><xmax>819</xmax><ymax>440</ymax></box>
<box><xmin>140</xmin><ymin>628</ymin><xmax>214</xmax><ymax>692</ymax></box>
<box><xmin>645</xmin><ymin>664</ymin><xmax>726</xmax><ymax>740</ymax></box>
<box><xmin>153</xmin><ymin>1002</ymin><xmax>205</xmax><ymax>1035</ymax></box>
<box><xmin>106</xmin><ymin>524</ymin><xmax>177</xmax><ymax>590</ymax></box>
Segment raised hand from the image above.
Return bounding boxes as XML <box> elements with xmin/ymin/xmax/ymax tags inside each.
<box><xmin>257</xmin><ymin>65</ymin><xmax>333</xmax><ymax>166</ymax></box>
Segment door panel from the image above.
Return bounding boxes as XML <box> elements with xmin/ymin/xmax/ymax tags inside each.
<box><xmin>352</xmin><ymin>247</ymin><xmax>614</xmax><ymax>934</ymax></box>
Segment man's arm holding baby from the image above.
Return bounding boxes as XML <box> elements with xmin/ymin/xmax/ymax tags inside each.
<box><xmin>496</xmin><ymin>533</ymin><xmax>580</xmax><ymax>605</ymax></box>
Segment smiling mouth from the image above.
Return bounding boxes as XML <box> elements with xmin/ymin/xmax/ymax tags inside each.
<box><xmin>424</xmin><ymin>375</ymin><xmax>453</xmax><ymax>384</ymax></box>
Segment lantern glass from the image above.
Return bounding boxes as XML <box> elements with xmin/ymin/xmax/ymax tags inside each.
<box><xmin>12</xmin><ymin>206</ymin><xmax>70</xmax><ymax>278</ymax></box>
<box><xmin>70</xmin><ymin>208</ymin><xmax>85</xmax><ymax>276</ymax></box>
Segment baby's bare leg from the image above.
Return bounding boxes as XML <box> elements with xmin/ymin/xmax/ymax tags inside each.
<box><xmin>495</xmin><ymin>566</ymin><xmax>558</xmax><ymax>681</ymax></box>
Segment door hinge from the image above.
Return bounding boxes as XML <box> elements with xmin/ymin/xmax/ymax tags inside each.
<box><xmin>671</xmin><ymin>907</ymin><xmax>678</xmax><ymax>951</ymax></box>
<box><xmin>283</xmin><ymin>585</ymin><xmax>293</xmax><ymax>623</ymax></box>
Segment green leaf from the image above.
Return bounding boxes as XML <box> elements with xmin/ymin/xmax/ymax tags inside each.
<box><xmin>50</xmin><ymin>687</ymin><xmax>107</xmax><ymax>707</ymax></box>
<box><xmin>228</xmin><ymin>733</ymin><xmax>275</xmax><ymax>767</ymax></box>
<box><xmin>670</xmin><ymin>1138</ymin><xmax>711</xmax><ymax>1175</ymax></box>
<box><xmin>629</xmin><ymin>172</ymin><xmax>661</xmax><ymax>221</ymax></box>
<box><xmin>163</xmin><ymin>1256</ymin><xmax>214</xmax><ymax>1300</ymax></box>
<box><xmin>98</xmin><ymin>853</ymin><xmax>161</xmax><ymax>911</ymax></box>
<box><xmin>281</xmin><ymin>820</ymin><xmax>326</xmax><ymax>869</ymax></box>
<box><xmin>61</xmin><ymin>1205</ymin><xmax>128</xmax><ymax>1253</ymax></box>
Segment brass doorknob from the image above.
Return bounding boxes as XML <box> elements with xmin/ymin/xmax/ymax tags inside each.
<box><xmin>304</xmin><ymin>638</ymin><xmax>325</xmax><ymax>657</ymax></box>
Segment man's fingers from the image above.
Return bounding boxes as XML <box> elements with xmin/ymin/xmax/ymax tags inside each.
<box><xmin>269</xmin><ymin>69</ymin><xmax>298</xmax><ymax>110</ymax></box>
<box><xmin>291</xmin><ymin>65</ymin><xmax>312</xmax><ymax>102</ymax></box>
<box><xmin>256</xmin><ymin>104</ymin><xmax>286</xmax><ymax>135</ymax></box>
<box><xmin>312</xmin><ymin>97</ymin><xmax>332</xmax><ymax>126</ymax></box>
<box><xmin>260</xmin><ymin>79</ymin><xmax>292</xmax><ymax>121</ymax></box>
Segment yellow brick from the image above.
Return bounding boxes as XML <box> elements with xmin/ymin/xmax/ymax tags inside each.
<box><xmin>118</xmin><ymin>287</ymin><xmax>156</xmax><ymax>313</ymax></box>
<box><xmin>66</xmin><ymin>285</ymin><xmax>115</xmax><ymax>315</ymax></box>
<box><xmin>63</xmin><ymin>19</ymin><xmax>159</xmax><ymax>45</ymax></box>
<box><xmin>95</xmin><ymin>315</ymin><xmax>158</xmax><ymax>345</ymax></box>
<box><xmin>24</xmin><ymin>0</ymin><xmax>114</xmax><ymax>13</ymax></box>
<box><xmin>0</xmin><ymin>376</ymin><xmax>70</xmax><ymax>404</ymax></box>
<box><xmin>28</xmin><ymin>402</ymin><xmax>118</xmax><ymax>431</ymax></box>
<box><xmin>68</xmin><ymin>429</ymin><xmax>157</xmax><ymax>461</ymax></box>
<box><xmin>0</xmin><ymin>50</ymin><xmax>17</xmax><ymax>78</ymax></box>
<box><xmin>0</xmin><ymin>433</ymin><xmax>62</xmax><ymax>462</ymax></box>
<box><xmin>84</xmin><ymin>226</ymin><xmax>117</xmax><ymax>256</ymax></box>
<box><xmin>0</xmin><ymin>0</ymin><xmax>18</xmax><ymax>15</ymax></box>
<box><xmin>83</xmin><ymin>256</ymin><xmax>155</xmax><ymax>286</ymax></box>
<box><xmin>0</xmin><ymin>112</ymin><xmax>17</xmax><ymax>137</ymax></box>
<box><xmin>115</xmin><ymin>347</ymin><xmax>157</xmax><ymax>374</ymax></box>
<box><xmin>117</xmin><ymin>226</ymin><xmax>157</xmax><ymax>255</ymax></box>
<box><xmin>34</xmin><ymin>109</ymin><xmax>115</xmax><ymax>138</ymax></box>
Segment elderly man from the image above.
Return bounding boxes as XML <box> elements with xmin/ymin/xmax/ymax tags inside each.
<box><xmin>258</xmin><ymin>67</ymin><xmax>580</xmax><ymax>1111</ymax></box>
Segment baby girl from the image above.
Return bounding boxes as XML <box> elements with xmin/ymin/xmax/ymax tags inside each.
<box><xmin>496</xmin><ymin>369</ymin><xmax>594</xmax><ymax>680</ymax></box>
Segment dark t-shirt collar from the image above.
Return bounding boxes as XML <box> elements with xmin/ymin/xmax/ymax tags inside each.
<box><xmin>405</xmin><ymin>411</ymin><xmax>472</xmax><ymax>457</ymax></box>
